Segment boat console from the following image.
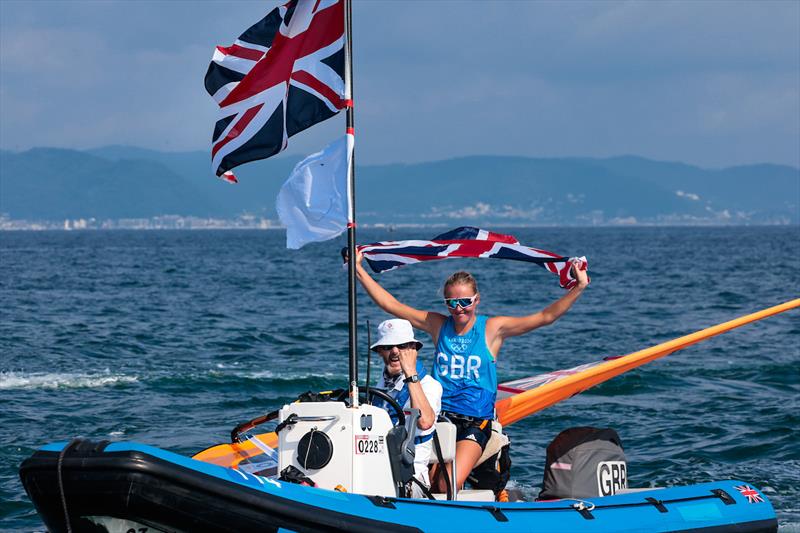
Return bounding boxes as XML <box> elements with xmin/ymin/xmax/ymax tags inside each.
<box><xmin>277</xmin><ymin>401</ymin><xmax>404</xmax><ymax>496</ymax></box>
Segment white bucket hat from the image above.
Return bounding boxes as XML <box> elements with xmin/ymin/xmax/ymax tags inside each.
<box><xmin>370</xmin><ymin>319</ymin><xmax>423</xmax><ymax>351</ymax></box>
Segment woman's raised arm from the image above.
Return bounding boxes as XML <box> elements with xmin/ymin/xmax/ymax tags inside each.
<box><xmin>487</xmin><ymin>261</ymin><xmax>589</xmax><ymax>353</ymax></box>
<box><xmin>355</xmin><ymin>251</ymin><xmax>446</xmax><ymax>340</ymax></box>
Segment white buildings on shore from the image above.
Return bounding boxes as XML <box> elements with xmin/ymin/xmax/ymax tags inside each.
<box><xmin>0</xmin><ymin>214</ymin><xmax>279</xmax><ymax>231</ymax></box>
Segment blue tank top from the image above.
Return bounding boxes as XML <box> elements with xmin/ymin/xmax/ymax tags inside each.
<box><xmin>433</xmin><ymin>315</ymin><xmax>497</xmax><ymax>419</ymax></box>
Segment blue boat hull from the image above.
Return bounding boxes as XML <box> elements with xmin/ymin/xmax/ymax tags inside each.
<box><xmin>20</xmin><ymin>439</ymin><xmax>778</xmax><ymax>533</ymax></box>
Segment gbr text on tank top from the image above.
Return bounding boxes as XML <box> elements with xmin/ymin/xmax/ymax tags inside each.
<box><xmin>433</xmin><ymin>315</ymin><xmax>497</xmax><ymax>420</ymax></box>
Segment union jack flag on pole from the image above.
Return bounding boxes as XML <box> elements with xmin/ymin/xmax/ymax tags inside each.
<box><xmin>352</xmin><ymin>227</ymin><xmax>589</xmax><ymax>290</ymax></box>
<box><xmin>204</xmin><ymin>0</ymin><xmax>345</xmax><ymax>183</ymax></box>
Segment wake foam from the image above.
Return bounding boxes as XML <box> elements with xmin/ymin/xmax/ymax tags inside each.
<box><xmin>207</xmin><ymin>368</ymin><xmax>339</xmax><ymax>381</ymax></box>
<box><xmin>0</xmin><ymin>370</ymin><xmax>138</xmax><ymax>390</ymax></box>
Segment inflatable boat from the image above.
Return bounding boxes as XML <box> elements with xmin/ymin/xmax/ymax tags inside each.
<box><xmin>20</xmin><ymin>438</ymin><xmax>777</xmax><ymax>533</ymax></box>
<box><xmin>20</xmin><ymin>398</ymin><xmax>778</xmax><ymax>533</ymax></box>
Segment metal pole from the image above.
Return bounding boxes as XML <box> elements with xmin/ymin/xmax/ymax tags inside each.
<box><xmin>365</xmin><ymin>320</ymin><xmax>371</xmax><ymax>404</ymax></box>
<box><xmin>344</xmin><ymin>0</ymin><xmax>359</xmax><ymax>407</ymax></box>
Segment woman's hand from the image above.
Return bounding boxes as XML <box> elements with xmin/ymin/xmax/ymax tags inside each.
<box><xmin>571</xmin><ymin>259</ymin><xmax>589</xmax><ymax>290</ymax></box>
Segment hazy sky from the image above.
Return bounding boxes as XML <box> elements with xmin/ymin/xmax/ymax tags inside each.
<box><xmin>1</xmin><ymin>0</ymin><xmax>798</xmax><ymax>168</ymax></box>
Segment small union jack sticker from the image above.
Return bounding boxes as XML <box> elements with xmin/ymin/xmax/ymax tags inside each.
<box><xmin>734</xmin><ymin>485</ymin><xmax>764</xmax><ymax>504</ymax></box>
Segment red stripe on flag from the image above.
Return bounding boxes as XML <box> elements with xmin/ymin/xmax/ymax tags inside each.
<box><xmin>211</xmin><ymin>103</ymin><xmax>264</xmax><ymax>159</ymax></box>
<box><xmin>221</xmin><ymin>1</ymin><xmax>343</xmax><ymax>107</ymax></box>
<box><xmin>216</xmin><ymin>44</ymin><xmax>264</xmax><ymax>62</ymax></box>
<box><xmin>344</xmin><ymin>99</ymin><xmax>354</xmax><ymax>108</ymax></box>
<box><xmin>291</xmin><ymin>70</ymin><xmax>344</xmax><ymax>109</ymax></box>
<box><xmin>486</xmin><ymin>231</ymin><xmax>518</xmax><ymax>244</ymax></box>
<box><xmin>219</xmin><ymin>171</ymin><xmax>238</xmax><ymax>183</ymax></box>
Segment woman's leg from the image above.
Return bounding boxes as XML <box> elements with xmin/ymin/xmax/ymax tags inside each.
<box><xmin>432</xmin><ymin>439</ymin><xmax>484</xmax><ymax>492</ymax></box>
<box><xmin>452</xmin><ymin>439</ymin><xmax>483</xmax><ymax>490</ymax></box>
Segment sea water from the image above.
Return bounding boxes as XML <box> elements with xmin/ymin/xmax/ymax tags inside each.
<box><xmin>1</xmin><ymin>227</ymin><xmax>798</xmax><ymax>531</ymax></box>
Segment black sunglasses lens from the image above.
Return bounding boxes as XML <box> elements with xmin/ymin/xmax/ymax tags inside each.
<box><xmin>380</xmin><ymin>342</ymin><xmax>416</xmax><ymax>351</ymax></box>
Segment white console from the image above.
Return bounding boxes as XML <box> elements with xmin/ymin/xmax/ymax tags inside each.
<box><xmin>277</xmin><ymin>402</ymin><xmax>396</xmax><ymax>496</ymax></box>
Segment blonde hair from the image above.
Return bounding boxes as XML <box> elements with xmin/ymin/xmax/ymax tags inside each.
<box><xmin>443</xmin><ymin>271</ymin><xmax>478</xmax><ymax>294</ymax></box>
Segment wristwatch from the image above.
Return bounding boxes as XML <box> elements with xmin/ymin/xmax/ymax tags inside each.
<box><xmin>403</xmin><ymin>374</ymin><xmax>420</xmax><ymax>384</ymax></box>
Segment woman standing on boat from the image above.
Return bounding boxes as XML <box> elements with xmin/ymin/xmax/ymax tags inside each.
<box><xmin>355</xmin><ymin>252</ymin><xmax>589</xmax><ymax>490</ymax></box>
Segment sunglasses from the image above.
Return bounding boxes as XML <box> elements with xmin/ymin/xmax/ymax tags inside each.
<box><xmin>376</xmin><ymin>342</ymin><xmax>417</xmax><ymax>352</ymax></box>
<box><xmin>443</xmin><ymin>295</ymin><xmax>477</xmax><ymax>310</ymax></box>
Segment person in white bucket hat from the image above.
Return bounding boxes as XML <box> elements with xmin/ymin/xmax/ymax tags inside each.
<box><xmin>372</xmin><ymin>319</ymin><xmax>442</xmax><ymax>498</ymax></box>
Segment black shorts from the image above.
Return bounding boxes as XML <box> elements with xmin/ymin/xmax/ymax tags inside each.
<box><xmin>443</xmin><ymin>412</ymin><xmax>493</xmax><ymax>450</ymax></box>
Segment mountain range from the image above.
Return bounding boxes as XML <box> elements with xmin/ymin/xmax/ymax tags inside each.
<box><xmin>1</xmin><ymin>146</ymin><xmax>797</xmax><ymax>225</ymax></box>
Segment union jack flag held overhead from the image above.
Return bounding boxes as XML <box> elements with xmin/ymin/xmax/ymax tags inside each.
<box><xmin>204</xmin><ymin>0</ymin><xmax>345</xmax><ymax>183</ymax></box>
<box><xmin>351</xmin><ymin>227</ymin><xmax>589</xmax><ymax>290</ymax></box>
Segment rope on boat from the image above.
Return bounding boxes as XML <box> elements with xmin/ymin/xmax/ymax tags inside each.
<box><xmin>57</xmin><ymin>439</ymin><xmax>80</xmax><ymax>533</ymax></box>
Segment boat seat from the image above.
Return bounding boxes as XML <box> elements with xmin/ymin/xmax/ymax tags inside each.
<box><xmin>428</xmin><ymin>420</ymin><xmax>460</xmax><ymax>501</ymax></box>
<box><xmin>428</xmin><ymin>420</ymin><xmax>457</xmax><ymax>465</ymax></box>
<box><xmin>428</xmin><ymin>419</ymin><xmax>498</xmax><ymax>502</ymax></box>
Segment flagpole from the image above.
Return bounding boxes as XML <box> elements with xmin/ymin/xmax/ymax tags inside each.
<box><xmin>344</xmin><ymin>0</ymin><xmax>359</xmax><ymax>407</ymax></box>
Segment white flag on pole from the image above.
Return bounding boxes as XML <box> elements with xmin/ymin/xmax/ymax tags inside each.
<box><xmin>276</xmin><ymin>134</ymin><xmax>353</xmax><ymax>249</ymax></box>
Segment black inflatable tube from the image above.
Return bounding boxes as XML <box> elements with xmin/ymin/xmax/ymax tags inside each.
<box><xmin>20</xmin><ymin>448</ymin><xmax>422</xmax><ymax>533</ymax></box>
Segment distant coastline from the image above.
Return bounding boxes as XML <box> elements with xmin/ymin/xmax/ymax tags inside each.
<box><xmin>0</xmin><ymin>214</ymin><xmax>280</xmax><ymax>231</ymax></box>
<box><xmin>1</xmin><ymin>214</ymin><xmax>796</xmax><ymax>231</ymax></box>
<box><xmin>2</xmin><ymin>147</ymin><xmax>798</xmax><ymax>227</ymax></box>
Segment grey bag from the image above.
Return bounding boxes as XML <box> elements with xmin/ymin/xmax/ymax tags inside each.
<box><xmin>538</xmin><ymin>427</ymin><xmax>627</xmax><ymax>500</ymax></box>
